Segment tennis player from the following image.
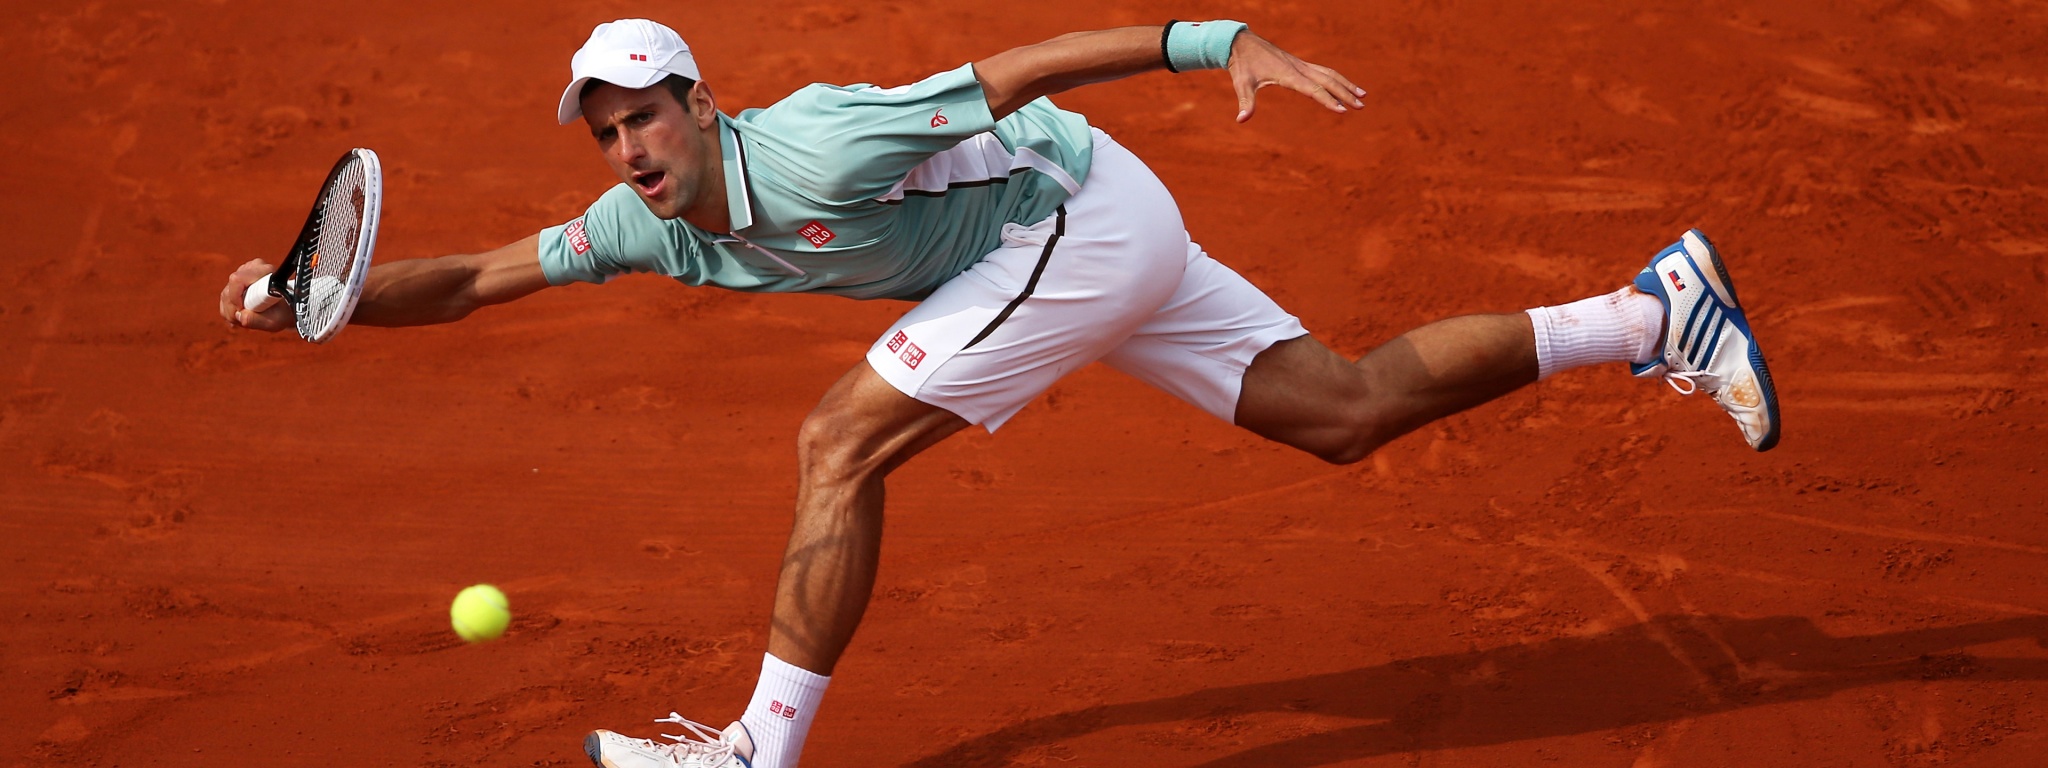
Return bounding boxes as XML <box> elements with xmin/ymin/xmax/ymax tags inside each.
<box><xmin>218</xmin><ymin>17</ymin><xmax>1778</xmax><ymax>768</ymax></box>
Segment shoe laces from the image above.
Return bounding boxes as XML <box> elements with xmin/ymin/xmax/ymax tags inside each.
<box><xmin>645</xmin><ymin>713</ymin><xmax>736</xmax><ymax>764</ymax></box>
<box><xmin>1662</xmin><ymin>369</ymin><xmax>1707</xmax><ymax>396</ymax></box>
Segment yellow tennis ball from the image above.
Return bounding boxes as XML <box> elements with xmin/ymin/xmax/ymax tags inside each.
<box><xmin>450</xmin><ymin>584</ymin><xmax>510</xmax><ymax>643</ymax></box>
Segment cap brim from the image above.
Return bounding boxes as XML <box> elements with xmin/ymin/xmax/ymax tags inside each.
<box><xmin>556</xmin><ymin>66</ymin><xmax>669</xmax><ymax>124</ymax></box>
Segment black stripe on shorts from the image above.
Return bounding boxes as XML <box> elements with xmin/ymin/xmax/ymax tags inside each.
<box><xmin>963</xmin><ymin>205</ymin><xmax>1065</xmax><ymax>350</ymax></box>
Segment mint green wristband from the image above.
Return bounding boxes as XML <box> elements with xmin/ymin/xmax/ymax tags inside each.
<box><xmin>1163</xmin><ymin>20</ymin><xmax>1247</xmax><ymax>73</ymax></box>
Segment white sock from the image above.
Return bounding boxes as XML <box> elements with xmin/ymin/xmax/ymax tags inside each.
<box><xmin>1525</xmin><ymin>287</ymin><xmax>1665</xmax><ymax>379</ymax></box>
<box><xmin>738</xmin><ymin>654</ymin><xmax>829</xmax><ymax>768</ymax></box>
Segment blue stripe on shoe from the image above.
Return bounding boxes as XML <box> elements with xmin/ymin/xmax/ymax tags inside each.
<box><xmin>1679</xmin><ymin>299</ymin><xmax>1712</xmax><ymax>362</ymax></box>
<box><xmin>1682</xmin><ymin>303</ymin><xmax>1706</xmax><ymax>359</ymax></box>
<box><xmin>1699</xmin><ymin>322</ymin><xmax>1727</xmax><ymax>368</ymax></box>
<box><xmin>1678</xmin><ymin>297</ymin><xmax>1709</xmax><ymax>353</ymax></box>
<box><xmin>1685</xmin><ymin>302</ymin><xmax>1720</xmax><ymax>363</ymax></box>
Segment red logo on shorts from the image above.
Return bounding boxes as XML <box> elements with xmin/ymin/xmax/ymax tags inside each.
<box><xmin>565</xmin><ymin>218</ymin><xmax>592</xmax><ymax>255</ymax></box>
<box><xmin>930</xmin><ymin>108</ymin><xmax>948</xmax><ymax>128</ymax></box>
<box><xmin>887</xmin><ymin>330</ymin><xmax>908</xmax><ymax>353</ymax></box>
<box><xmin>900</xmin><ymin>342</ymin><xmax>926</xmax><ymax>369</ymax></box>
<box><xmin>769</xmin><ymin>700</ymin><xmax>797</xmax><ymax>719</ymax></box>
<box><xmin>798</xmin><ymin>221</ymin><xmax>836</xmax><ymax>248</ymax></box>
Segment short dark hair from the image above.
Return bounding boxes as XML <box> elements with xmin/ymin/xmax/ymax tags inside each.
<box><xmin>579</xmin><ymin>74</ymin><xmax>699</xmax><ymax>113</ymax></box>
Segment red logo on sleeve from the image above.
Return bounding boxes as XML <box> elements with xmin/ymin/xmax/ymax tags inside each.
<box><xmin>899</xmin><ymin>342</ymin><xmax>925</xmax><ymax>369</ymax></box>
<box><xmin>565</xmin><ymin>218</ymin><xmax>592</xmax><ymax>255</ymax></box>
<box><xmin>930</xmin><ymin>108</ymin><xmax>948</xmax><ymax>128</ymax></box>
<box><xmin>798</xmin><ymin>221</ymin><xmax>836</xmax><ymax>248</ymax></box>
<box><xmin>887</xmin><ymin>330</ymin><xmax>908</xmax><ymax>353</ymax></box>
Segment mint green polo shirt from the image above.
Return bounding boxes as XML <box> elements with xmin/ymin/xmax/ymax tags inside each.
<box><xmin>538</xmin><ymin>64</ymin><xmax>1095</xmax><ymax>301</ymax></box>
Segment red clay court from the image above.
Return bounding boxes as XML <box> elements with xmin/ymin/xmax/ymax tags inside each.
<box><xmin>5</xmin><ymin>1</ymin><xmax>2047</xmax><ymax>765</ymax></box>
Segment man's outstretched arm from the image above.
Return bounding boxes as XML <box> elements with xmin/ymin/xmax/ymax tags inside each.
<box><xmin>972</xmin><ymin>23</ymin><xmax>1365</xmax><ymax>123</ymax></box>
<box><xmin>218</xmin><ymin>233</ymin><xmax>552</xmax><ymax>331</ymax></box>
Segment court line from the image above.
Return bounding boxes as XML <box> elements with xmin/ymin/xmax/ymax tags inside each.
<box><xmin>1666</xmin><ymin>507</ymin><xmax>2048</xmax><ymax>556</ymax></box>
<box><xmin>1517</xmin><ymin>534</ymin><xmax>1722</xmax><ymax>702</ymax></box>
<box><xmin>2</xmin><ymin>124</ymin><xmax>134</xmax><ymax>444</ymax></box>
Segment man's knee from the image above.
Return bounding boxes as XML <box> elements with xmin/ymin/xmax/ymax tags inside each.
<box><xmin>794</xmin><ymin>372</ymin><xmax>967</xmax><ymax>488</ymax></box>
<box><xmin>795</xmin><ymin>405</ymin><xmax>884</xmax><ymax>487</ymax></box>
<box><xmin>1314</xmin><ymin>442</ymin><xmax>1373</xmax><ymax>467</ymax></box>
<box><xmin>1236</xmin><ymin>337</ymin><xmax>1389</xmax><ymax>465</ymax></box>
<box><xmin>1301</xmin><ymin>409</ymin><xmax>1384</xmax><ymax>465</ymax></box>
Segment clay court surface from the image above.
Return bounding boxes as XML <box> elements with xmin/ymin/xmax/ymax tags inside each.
<box><xmin>6</xmin><ymin>0</ymin><xmax>2048</xmax><ymax>765</ymax></box>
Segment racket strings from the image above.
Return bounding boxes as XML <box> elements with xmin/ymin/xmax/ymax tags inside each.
<box><xmin>298</xmin><ymin>157</ymin><xmax>370</xmax><ymax>338</ymax></box>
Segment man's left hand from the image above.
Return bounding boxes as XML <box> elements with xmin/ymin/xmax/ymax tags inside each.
<box><xmin>1228</xmin><ymin>32</ymin><xmax>1367</xmax><ymax>123</ymax></box>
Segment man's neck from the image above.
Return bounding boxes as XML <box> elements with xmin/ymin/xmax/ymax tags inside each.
<box><xmin>681</xmin><ymin>118</ymin><xmax>732</xmax><ymax>233</ymax></box>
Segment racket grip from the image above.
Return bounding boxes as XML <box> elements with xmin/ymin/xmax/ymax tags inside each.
<box><xmin>243</xmin><ymin>272</ymin><xmax>282</xmax><ymax>312</ymax></box>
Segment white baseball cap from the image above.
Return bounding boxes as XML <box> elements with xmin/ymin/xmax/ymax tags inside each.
<box><xmin>557</xmin><ymin>19</ymin><xmax>703</xmax><ymax>125</ymax></box>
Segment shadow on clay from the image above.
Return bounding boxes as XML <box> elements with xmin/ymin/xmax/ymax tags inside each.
<box><xmin>907</xmin><ymin>614</ymin><xmax>2048</xmax><ymax>767</ymax></box>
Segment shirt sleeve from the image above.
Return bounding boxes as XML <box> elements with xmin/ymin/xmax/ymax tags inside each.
<box><xmin>536</xmin><ymin>184</ymin><xmax>689</xmax><ymax>286</ymax></box>
<box><xmin>748</xmin><ymin>64</ymin><xmax>1000</xmax><ymax>201</ymax></box>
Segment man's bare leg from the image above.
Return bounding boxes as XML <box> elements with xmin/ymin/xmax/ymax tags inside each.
<box><xmin>730</xmin><ymin>361</ymin><xmax>968</xmax><ymax>768</ymax></box>
<box><xmin>1235</xmin><ymin>314</ymin><xmax>1541</xmax><ymax>463</ymax></box>
<box><xmin>1237</xmin><ymin>275</ymin><xmax>1678</xmax><ymax>462</ymax></box>
<box><xmin>770</xmin><ymin>362</ymin><xmax>969</xmax><ymax>669</ymax></box>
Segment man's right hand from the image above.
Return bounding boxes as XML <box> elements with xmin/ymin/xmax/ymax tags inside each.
<box><xmin>220</xmin><ymin>258</ymin><xmax>294</xmax><ymax>332</ymax></box>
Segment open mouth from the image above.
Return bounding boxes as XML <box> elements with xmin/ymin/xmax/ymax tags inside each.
<box><xmin>632</xmin><ymin>170</ymin><xmax>667</xmax><ymax>196</ymax></box>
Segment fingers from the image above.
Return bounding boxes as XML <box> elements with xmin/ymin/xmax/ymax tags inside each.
<box><xmin>220</xmin><ymin>259</ymin><xmax>262</xmax><ymax>323</ymax></box>
<box><xmin>1226</xmin><ymin>33</ymin><xmax>1368</xmax><ymax>122</ymax></box>
<box><xmin>231</xmin><ymin>302</ymin><xmax>292</xmax><ymax>332</ymax></box>
<box><xmin>1233</xmin><ymin>69</ymin><xmax>1259</xmax><ymax>123</ymax></box>
<box><xmin>1274</xmin><ymin>56</ymin><xmax>1363</xmax><ymax>114</ymax></box>
<box><xmin>221</xmin><ymin>258</ymin><xmax>286</xmax><ymax>331</ymax></box>
<box><xmin>233</xmin><ymin>307</ymin><xmax>291</xmax><ymax>331</ymax></box>
<box><xmin>1313</xmin><ymin>63</ymin><xmax>1368</xmax><ymax>103</ymax></box>
<box><xmin>1305</xmin><ymin>63</ymin><xmax>1367</xmax><ymax>108</ymax></box>
<box><xmin>1238</xmin><ymin>64</ymin><xmax>1359</xmax><ymax>122</ymax></box>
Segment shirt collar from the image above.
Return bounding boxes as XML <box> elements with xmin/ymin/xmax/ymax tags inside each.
<box><xmin>717</xmin><ymin>113</ymin><xmax>755</xmax><ymax>232</ymax></box>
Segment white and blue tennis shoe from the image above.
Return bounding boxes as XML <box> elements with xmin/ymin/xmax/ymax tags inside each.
<box><xmin>1631</xmin><ymin>230</ymin><xmax>1781</xmax><ymax>451</ymax></box>
<box><xmin>586</xmin><ymin>716</ymin><xmax>754</xmax><ymax>768</ymax></box>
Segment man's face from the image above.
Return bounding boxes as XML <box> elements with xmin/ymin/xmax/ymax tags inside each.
<box><xmin>580</xmin><ymin>81</ymin><xmax>717</xmax><ymax>221</ymax></box>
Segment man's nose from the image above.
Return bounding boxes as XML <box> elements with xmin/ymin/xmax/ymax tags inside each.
<box><xmin>613</xmin><ymin>130</ymin><xmax>647</xmax><ymax>165</ymax></box>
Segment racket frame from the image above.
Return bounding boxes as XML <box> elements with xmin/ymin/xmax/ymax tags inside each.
<box><xmin>252</xmin><ymin>148</ymin><xmax>383</xmax><ymax>343</ymax></box>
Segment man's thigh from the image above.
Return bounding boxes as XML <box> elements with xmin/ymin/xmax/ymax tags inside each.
<box><xmin>1098</xmin><ymin>253</ymin><xmax>1309</xmax><ymax>424</ymax></box>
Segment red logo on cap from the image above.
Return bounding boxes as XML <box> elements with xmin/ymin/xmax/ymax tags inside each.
<box><xmin>798</xmin><ymin>221</ymin><xmax>836</xmax><ymax>248</ymax></box>
<box><xmin>629</xmin><ymin>53</ymin><xmax>648</xmax><ymax>62</ymax></box>
<box><xmin>565</xmin><ymin>218</ymin><xmax>592</xmax><ymax>255</ymax></box>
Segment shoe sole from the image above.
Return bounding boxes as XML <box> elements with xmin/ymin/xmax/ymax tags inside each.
<box><xmin>1683</xmin><ymin>230</ymin><xmax>1782</xmax><ymax>452</ymax></box>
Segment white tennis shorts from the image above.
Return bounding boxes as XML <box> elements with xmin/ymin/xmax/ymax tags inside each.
<box><xmin>866</xmin><ymin>129</ymin><xmax>1307</xmax><ymax>431</ymax></box>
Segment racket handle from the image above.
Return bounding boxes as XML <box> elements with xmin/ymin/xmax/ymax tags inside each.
<box><xmin>243</xmin><ymin>272</ymin><xmax>282</xmax><ymax>312</ymax></box>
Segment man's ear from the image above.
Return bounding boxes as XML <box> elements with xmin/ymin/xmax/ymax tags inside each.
<box><xmin>691</xmin><ymin>82</ymin><xmax>718</xmax><ymax>128</ymax></box>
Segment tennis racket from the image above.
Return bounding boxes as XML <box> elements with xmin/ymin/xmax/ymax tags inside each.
<box><xmin>242</xmin><ymin>148</ymin><xmax>383</xmax><ymax>343</ymax></box>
